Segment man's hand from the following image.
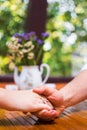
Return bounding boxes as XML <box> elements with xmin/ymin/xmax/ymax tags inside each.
<box><xmin>33</xmin><ymin>86</ymin><xmax>65</xmax><ymax>121</ymax></box>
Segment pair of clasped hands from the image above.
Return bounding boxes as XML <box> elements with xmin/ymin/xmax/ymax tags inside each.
<box><xmin>19</xmin><ymin>86</ymin><xmax>64</xmax><ymax>121</ymax></box>
<box><xmin>0</xmin><ymin>86</ymin><xmax>64</xmax><ymax>121</ymax></box>
<box><xmin>24</xmin><ymin>69</ymin><xmax>87</xmax><ymax>121</ymax></box>
<box><xmin>32</xmin><ymin>87</ymin><xmax>64</xmax><ymax>121</ymax></box>
<box><xmin>13</xmin><ymin>87</ymin><xmax>64</xmax><ymax>121</ymax></box>
<box><xmin>2</xmin><ymin>70</ymin><xmax>87</xmax><ymax>121</ymax></box>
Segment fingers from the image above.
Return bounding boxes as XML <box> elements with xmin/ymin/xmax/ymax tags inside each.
<box><xmin>33</xmin><ymin>86</ymin><xmax>64</xmax><ymax>108</ymax></box>
<box><xmin>56</xmin><ymin>105</ymin><xmax>65</xmax><ymax>115</ymax></box>
<box><xmin>33</xmin><ymin>86</ymin><xmax>56</xmax><ymax>96</ymax></box>
<box><xmin>37</xmin><ymin>106</ymin><xmax>65</xmax><ymax>121</ymax></box>
<box><xmin>31</xmin><ymin>104</ymin><xmax>52</xmax><ymax>113</ymax></box>
<box><xmin>22</xmin><ymin>104</ymin><xmax>52</xmax><ymax>114</ymax></box>
<box><xmin>34</xmin><ymin>109</ymin><xmax>58</xmax><ymax>121</ymax></box>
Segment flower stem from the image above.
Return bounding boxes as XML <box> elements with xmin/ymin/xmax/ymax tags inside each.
<box><xmin>36</xmin><ymin>45</ymin><xmax>43</xmax><ymax>64</ymax></box>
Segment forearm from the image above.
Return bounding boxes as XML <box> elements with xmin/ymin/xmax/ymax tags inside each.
<box><xmin>0</xmin><ymin>88</ymin><xmax>23</xmax><ymax>111</ymax></box>
<box><xmin>59</xmin><ymin>70</ymin><xmax>87</xmax><ymax>108</ymax></box>
<box><xmin>0</xmin><ymin>88</ymin><xmax>14</xmax><ymax>110</ymax></box>
<box><xmin>0</xmin><ymin>88</ymin><xmax>53</xmax><ymax>113</ymax></box>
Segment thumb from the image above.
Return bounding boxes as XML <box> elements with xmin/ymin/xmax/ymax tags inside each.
<box><xmin>33</xmin><ymin>86</ymin><xmax>55</xmax><ymax>96</ymax></box>
<box><xmin>56</xmin><ymin>105</ymin><xmax>65</xmax><ymax>116</ymax></box>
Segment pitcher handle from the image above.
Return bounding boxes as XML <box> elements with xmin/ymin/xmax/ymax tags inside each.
<box><xmin>40</xmin><ymin>63</ymin><xmax>50</xmax><ymax>85</ymax></box>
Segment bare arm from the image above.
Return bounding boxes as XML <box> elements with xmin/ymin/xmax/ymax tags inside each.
<box><xmin>59</xmin><ymin>70</ymin><xmax>87</xmax><ymax>108</ymax></box>
<box><xmin>33</xmin><ymin>70</ymin><xmax>87</xmax><ymax>120</ymax></box>
<box><xmin>0</xmin><ymin>88</ymin><xmax>53</xmax><ymax>112</ymax></box>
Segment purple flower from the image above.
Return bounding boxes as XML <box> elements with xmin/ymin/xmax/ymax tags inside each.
<box><xmin>18</xmin><ymin>38</ymin><xmax>22</xmax><ymax>43</ymax></box>
<box><xmin>27</xmin><ymin>32</ymin><xmax>38</xmax><ymax>41</ymax></box>
<box><xmin>13</xmin><ymin>32</ymin><xmax>49</xmax><ymax>45</ymax></box>
<box><xmin>41</xmin><ymin>32</ymin><xmax>49</xmax><ymax>38</ymax></box>
<box><xmin>28</xmin><ymin>32</ymin><xmax>36</xmax><ymax>37</ymax></box>
<box><xmin>22</xmin><ymin>33</ymin><xmax>29</xmax><ymax>40</ymax></box>
<box><xmin>37</xmin><ymin>39</ymin><xmax>43</xmax><ymax>44</ymax></box>
<box><xmin>14</xmin><ymin>33</ymin><xmax>30</xmax><ymax>42</ymax></box>
<box><xmin>13</xmin><ymin>33</ymin><xmax>22</xmax><ymax>38</ymax></box>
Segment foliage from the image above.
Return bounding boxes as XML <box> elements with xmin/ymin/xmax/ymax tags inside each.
<box><xmin>0</xmin><ymin>0</ymin><xmax>87</xmax><ymax>76</ymax></box>
<box><xmin>0</xmin><ymin>0</ymin><xmax>27</xmax><ymax>56</ymax></box>
<box><xmin>43</xmin><ymin>0</ymin><xmax>87</xmax><ymax>76</ymax></box>
<box><xmin>0</xmin><ymin>0</ymin><xmax>27</xmax><ymax>73</ymax></box>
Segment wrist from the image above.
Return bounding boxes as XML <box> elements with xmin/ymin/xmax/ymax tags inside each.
<box><xmin>0</xmin><ymin>88</ymin><xmax>10</xmax><ymax>109</ymax></box>
<box><xmin>0</xmin><ymin>88</ymin><xmax>19</xmax><ymax>111</ymax></box>
<box><xmin>59</xmin><ymin>83</ymin><xmax>73</xmax><ymax>108</ymax></box>
<box><xmin>58</xmin><ymin>90</ymin><xmax>66</xmax><ymax>108</ymax></box>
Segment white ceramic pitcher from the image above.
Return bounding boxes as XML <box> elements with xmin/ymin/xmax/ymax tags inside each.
<box><xmin>14</xmin><ymin>63</ymin><xmax>50</xmax><ymax>90</ymax></box>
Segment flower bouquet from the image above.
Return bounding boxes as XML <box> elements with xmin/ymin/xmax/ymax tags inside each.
<box><xmin>6</xmin><ymin>31</ymin><xmax>49</xmax><ymax>68</ymax></box>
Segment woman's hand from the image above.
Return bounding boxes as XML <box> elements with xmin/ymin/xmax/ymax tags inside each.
<box><xmin>3</xmin><ymin>89</ymin><xmax>54</xmax><ymax>113</ymax></box>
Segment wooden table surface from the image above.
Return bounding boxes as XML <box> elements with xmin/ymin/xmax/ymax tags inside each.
<box><xmin>0</xmin><ymin>82</ymin><xmax>87</xmax><ymax>130</ymax></box>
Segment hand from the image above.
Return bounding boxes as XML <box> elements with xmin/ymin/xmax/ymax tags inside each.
<box><xmin>3</xmin><ymin>89</ymin><xmax>53</xmax><ymax>113</ymax></box>
<box><xmin>33</xmin><ymin>86</ymin><xmax>65</xmax><ymax>120</ymax></box>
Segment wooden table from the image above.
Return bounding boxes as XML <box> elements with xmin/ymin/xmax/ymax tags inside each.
<box><xmin>0</xmin><ymin>82</ymin><xmax>87</xmax><ymax>130</ymax></box>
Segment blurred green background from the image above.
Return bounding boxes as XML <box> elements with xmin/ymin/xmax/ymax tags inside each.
<box><xmin>0</xmin><ymin>0</ymin><xmax>87</xmax><ymax>76</ymax></box>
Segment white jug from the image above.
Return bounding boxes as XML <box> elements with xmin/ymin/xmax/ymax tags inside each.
<box><xmin>14</xmin><ymin>63</ymin><xmax>50</xmax><ymax>90</ymax></box>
